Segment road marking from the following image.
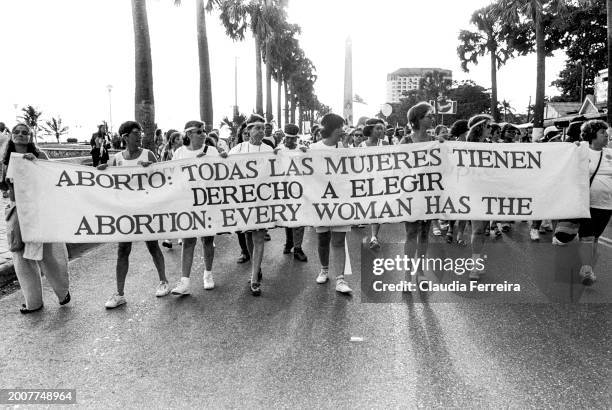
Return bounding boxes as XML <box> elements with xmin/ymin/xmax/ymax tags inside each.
<box><xmin>350</xmin><ymin>336</ymin><xmax>364</xmax><ymax>342</ymax></box>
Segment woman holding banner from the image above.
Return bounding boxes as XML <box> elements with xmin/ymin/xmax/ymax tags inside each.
<box><xmin>3</xmin><ymin>123</ymin><xmax>70</xmax><ymax>313</ymax></box>
<box><xmin>228</xmin><ymin>114</ymin><xmax>273</xmax><ymax>296</ymax></box>
<box><xmin>576</xmin><ymin>120</ymin><xmax>612</xmax><ymax>286</ymax></box>
<box><xmin>309</xmin><ymin>113</ymin><xmax>353</xmax><ymax>294</ymax></box>
<box><xmin>466</xmin><ymin>114</ymin><xmax>494</xmax><ymax>281</ymax></box>
<box><xmin>360</xmin><ymin>118</ymin><xmax>389</xmax><ymax>251</ymax></box>
<box><xmin>170</xmin><ymin>121</ymin><xmax>227</xmax><ymax>295</ymax></box>
<box><xmin>98</xmin><ymin>121</ymin><xmax>169</xmax><ymax>308</ymax></box>
<box><xmin>403</xmin><ymin>102</ymin><xmax>435</xmax><ymax>288</ymax></box>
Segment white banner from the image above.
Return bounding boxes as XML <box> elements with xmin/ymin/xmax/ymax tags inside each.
<box><xmin>8</xmin><ymin>142</ymin><xmax>590</xmax><ymax>243</ymax></box>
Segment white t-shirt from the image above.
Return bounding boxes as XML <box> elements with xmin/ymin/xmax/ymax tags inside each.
<box><xmin>229</xmin><ymin>141</ymin><xmax>273</xmax><ymax>154</ymax></box>
<box><xmin>113</xmin><ymin>149</ymin><xmax>151</xmax><ymax>167</ymax></box>
<box><xmin>589</xmin><ymin>147</ymin><xmax>612</xmax><ymax>209</ymax></box>
<box><xmin>173</xmin><ymin>145</ymin><xmax>220</xmax><ymax>160</ymax></box>
<box><xmin>358</xmin><ymin>138</ymin><xmax>386</xmax><ymax>147</ymax></box>
<box><xmin>309</xmin><ymin>140</ymin><xmax>343</xmax><ymax>150</ymax></box>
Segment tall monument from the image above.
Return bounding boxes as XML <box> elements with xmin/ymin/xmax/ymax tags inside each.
<box><xmin>343</xmin><ymin>36</ymin><xmax>353</xmax><ymax>125</ymax></box>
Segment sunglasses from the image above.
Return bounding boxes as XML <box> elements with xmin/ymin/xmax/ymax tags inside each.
<box><xmin>354</xmin><ymin>134</ymin><xmax>363</xmax><ymax>137</ymax></box>
<box><xmin>13</xmin><ymin>130</ymin><xmax>29</xmax><ymax>136</ymax></box>
<box><xmin>191</xmin><ymin>129</ymin><xmax>204</xmax><ymax>135</ymax></box>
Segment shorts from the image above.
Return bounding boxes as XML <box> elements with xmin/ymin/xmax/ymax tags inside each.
<box><xmin>315</xmin><ymin>225</ymin><xmax>351</xmax><ymax>233</ymax></box>
<box><xmin>578</xmin><ymin>208</ymin><xmax>612</xmax><ymax>239</ymax></box>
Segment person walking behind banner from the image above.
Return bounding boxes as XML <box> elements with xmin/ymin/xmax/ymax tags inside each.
<box><xmin>0</xmin><ymin>122</ymin><xmax>12</xmax><ymax>198</ymax></box>
<box><xmin>160</xmin><ymin>131</ymin><xmax>183</xmax><ymax>249</ymax></box>
<box><xmin>445</xmin><ymin>120</ymin><xmax>469</xmax><ymax>244</ymax></box>
<box><xmin>170</xmin><ymin>121</ymin><xmax>227</xmax><ymax>295</ymax></box>
<box><xmin>466</xmin><ymin>114</ymin><xmax>494</xmax><ymax>281</ymax></box>
<box><xmin>309</xmin><ymin>113</ymin><xmax>352</xmax><ymax>294</ymax></box>
<box><xmin>281</xmin><ymin>123</ymin><xmax>308</xmax><ymax>262</ymax></box>
<box><xmin>402</xmin><ymin>103</ymin><xmax>435</xmax><ymax>287</ymax></box>
<box><xmin>360</xmin><ymin>118</ymin><xmax>389</xmax><ymax>251</ymax></box>
<box><xmin>229</xmin><ymin>114</ymin><xmax>274</xmax><ymax>296</ymax></box>
<box><xmin>98</xmin><ymin>121</ymin><xmax>169</xmax><ymax>308</ymax></box>
<box><xmin>576</xmin><ymin>120</ymin><xmax>612</xmax><ymax>286</ymax></box>
<box><xmin>3</xmin><ymin>123</ymin><xmax>70</xmax><ymax>313</ymax></box>
<box><xmin>233</xmin><ymin>123</ymin><xmax>251</xmax><ymax>263</ymax></box>
<box><xmin>90</xmin><ymin>124</ymin><xmax>111</xmax><ymax>167</ymax></box>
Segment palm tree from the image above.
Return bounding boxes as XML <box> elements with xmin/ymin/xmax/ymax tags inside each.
<box><xmin>174</xmin><ymin>0</ymin><xmax>218</xmax><ymax>130</ymax></box>
<box><xmin>500</xmin><ymin>100</ymin><xmax>515</xmax><ymax>122</ymax></box>
<box><xmin>19</xmin><ymin>105</ymin><xmax>43</xmax><ymax>143</ymax></box>
<box><xmin>606</xmin><ymin>0</ymin><xmax>612</xmax><ymax>124</ymax></box>
<box><xmin>131</xmin><ymin>0</ymin><xmax>156</xmax><ymax>150</ymax></box>
<box><xmin>496</xmin><ymin>0</ymin><xmax>567</xmax><ymax>140</ymax></box>
<box><xmin>42</xmin><ymin>117</ymin><xmax>69</xmax><ymax>143</ymax></box>
<box><xmin>457</xmin><ymin>4</ymin><xmax>514</xmax><ymax>122</ymax></box>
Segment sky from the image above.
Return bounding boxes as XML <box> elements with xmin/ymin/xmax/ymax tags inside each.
<box><xmin>0</xmin><ymin>0</ymin><xmax>567</xmax><ymax>141</ymax></box>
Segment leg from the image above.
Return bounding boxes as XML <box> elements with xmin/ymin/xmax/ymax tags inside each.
<box><xmin>12</xmin><ymin>249</ymin><xmax>44</xmax><ymax>309</ymax></box>
<box><xmin>202</xmin><ymin>236</ymin><xmax>215</xmax><ymax>271</ymax></box>
<box><xmin>237</xmin><ymin>232</ymin><xmax>249</xmax><ymax>255</ymax></box>
<box><xmin>115</xmin><ymin>242</ymin><xmax>132</xmax><ymax>296</ymax></box>
<box><xmin>330</xmin><ymin>232</ymin><xmax>347</xmax><ymax>279</ymax></box>
<box><xmin>250</xmin><ymin>230</ymin><xmax>265</xmax><ymax>282</ymax></box>
<box><xmin>317</xmin><ymin>231</ymin><xmax>331</xmax><ymax>269</ymax></box>
<box><xmin>38</xmin><ymin>243</ymin><xmax>69</xmax><ymax>302</ymax></box>
<box><xmin>284</xmin><ymin>228</ymin><xmax>294</xmax><ymax>251</ymax></box>
<box><xmin>180</xmin><ymin>237</ymin><xmax>198</xmax><ymax>278</ymax></box>
<box><xmin>469</xmin><ymin>221</ymin><xmax>488</xmax><ymax>280</ymax></box>
<box><xmin>145</xmin><ymin>241</ymin><xmax>166</xmax><ymax>282</ymax></box>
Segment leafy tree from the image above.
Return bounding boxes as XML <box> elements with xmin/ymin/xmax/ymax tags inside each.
<box><xmin>457</xmin><ymin>4</ymin><xmax>515</xmax><ymax>121</ymax></box>
<box><xmin>494</xmin><ymin>0</ymin><xmax>569</xmax><ymax>138</ymax></box>
<box><xmin>546</xmin><ymin>0</ymin><xmax>606</xmax><ymax>100</ymax></box>
<box><xmin>19</xmin><ymin>105</ymin><xmax>43</xmax><ymax>142</ymax></box>
<box><xmin>42</xmin><ymin>117</ymin><xmax>69</xmax><ymax>143</ymax></box>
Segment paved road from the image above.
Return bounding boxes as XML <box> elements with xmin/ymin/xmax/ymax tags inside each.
<box><xmin>0</xmin><ymin>223</ymin><xmax>611</xmax><ymax>408</ymax></box>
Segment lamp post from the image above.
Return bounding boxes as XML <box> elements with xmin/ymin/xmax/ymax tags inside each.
<box><xmin>106</xmin><ymin>84</ymin><xmax>113</xmax><ymax>134</ymax></box>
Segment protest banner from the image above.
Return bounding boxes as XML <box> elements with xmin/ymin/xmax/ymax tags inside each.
<box><xmin>7</xmin><ymin>142</ymin><xmax>590</xmax><ymax>243</ymax></box>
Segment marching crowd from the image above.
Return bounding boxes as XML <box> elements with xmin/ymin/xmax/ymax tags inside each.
<box><xmin>1</xmin><ymin>100</ymin><xmax>611</xmax><ymax>313</ymax></box>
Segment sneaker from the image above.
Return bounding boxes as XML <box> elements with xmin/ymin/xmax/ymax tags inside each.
<box><xmin>551</xmin><ymin>236</ymin><xmax>567</xmax><ymax>246</ymax></box>
<box><xmin>538</xmin><ymin>226</ymin><xmax>547</xmax><ymax>234</ymax></box>
<box><xmin>316</xmin><ymin>269</ymin><xmax>329</xmax><ymax>284</ymax></box>
<box><xmin>293</xmin><ymin>248</ymin><xmax>308</xmax><ymax>262</ymax></box>
<box><xmin>203</xmin><ymin>271</ymin><xmax>215</xmax><ymax>290</ymax></box>
<box><xmin>335</xmin><ymin>278</ymin><xmax>352</xmax><ymax>294</ymax></box>
<box><xmin>492</xmin><ymin>226</ymin><xmax>502</xmax><ymax>238</ymax></box>
<box><xmin>171</xmin><ymin>277</ymin><xmax>191</xmax><ymax>295</ymax></box>
<box><xmin>530</xmin><ymin>228</ymin><xmax>540</xmax><ymax>241</ymax></box>
<box><xmin>439</xmin><ymin>221</ymin><xmax>449</xmax><ymax>230</ymax></box>
<box><xmin>283</xmin><ymin>245</ymin><xmax>293</xmax><ymax>254</ymax></box>
<box><xmin>579</xmin><ymin>265</ymin><xmax>596</xmax><ymax>286</ymax></box>
<box><xmin>162</xmin><ymin>240</ymin><xmax>172</xmax><ymax>249</ymax></box>
<box><xmin>237</xmin><ymin>253</ymin><xmax>250</xmax><ymax>264</ymax></box>
<box><xmin>105</xmin><ymin>293</ymin><xmax>126</xmax><ymax>309</ymax></box>
<box><xmin>542</xmin><ymin>220</ymin><xmax>553</xmax><ymax>232</ymax></box>
<box><xmin>155</xmin><ymin>281</ymin><xmax>171</xmax><ymax>297</ymax></box>
<box><xmin>250</xmin><ymin>281</ymin><xmax>261</xmax><ymax>296</ymax></box>
<box><xmin>369</xmin><ymin>237</ymin><xmax>381</xmax><ymax>251</ymax></box>
<box><xmin>264</xmin><ymin>232</ymin><xmax>271</xmax><ymax>241</ymax></box>
<box><xmin>432</xmin><ymin>227</ymin><xmax>442</xmax><ymax>236</ymax></box>
<box><xmin>501</xmin><ymin>223</ymin><xmax>511</xmax><ymax>233</ymax></box>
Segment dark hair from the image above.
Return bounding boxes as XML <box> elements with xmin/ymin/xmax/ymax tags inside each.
<box><xmin>155</xmin><ymin>129</ymin><xmax>162</xmax><ymax>137</ymax></box>
<box><xmin>237</xmin><ymin>122</ymin><xmax>248</xmax><ymax>144</ymax></box>
<box><xmin>204</xmin><ymin>136</ymin><xmax>217</xmax><ymax>148</ymax></box>
<box><xmin>184</xmin><ymin>120</ymin><xmax>204</xmax><ymax>131</ymax></box>
<box><xmin>566</xmin><ymin>121</ymin><xmax>584</xmax><ymax>142</ymax></box>
<box><xmin>501</xmin><ymin>123</ymin><xmax>518</xmax><ymax>141</ymax></box>
<box><xmin>118</xmin><ymin>121</ymin><xmax>142</xmax><ymax>137</ymax></box>
<box><xmin>450</xmin><ymin>120</ymin><xmax>469</xmax><ymax>138</ymax></box>
<box><xmin>320</xmin><ymin>113</ymin><xmax>344</xmax><ymax>139</ymax></box>
<box><xmin>581</xmin><ymin>120</ymin><xmax>608</xmax><ymax>143</ymax></box>
<box><xmin>407</xmin><ymin>102</ymin><xmax>433</xmax><ymax>130</ymax></box>
<box><xmin>165</xmin><ymin>129</ymin><xmax>178</xmax><ymax>143</ymax></box>
<box><xmin>490</xmin><ymin>123</ymin><xmax>501</xmax><ymax>135</ymax></box>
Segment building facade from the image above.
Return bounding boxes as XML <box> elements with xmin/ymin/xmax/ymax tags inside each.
<box><xmin>386</xmin><ymin>68</ymin><xmax>452</xmax><ymax>103</ymax></box>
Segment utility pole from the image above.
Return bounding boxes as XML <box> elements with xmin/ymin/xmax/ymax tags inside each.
<box><xmin>233</xmin><ymin>56</ymin><xmax>239</xmax><ymax>120</ymax></box>
<box><xmin>106</xmin><ymin>84</ymin><xmax>113</xmax><ymax>134</ymax></box>
<box><xmin>343</xmin><ymin>36</ymin><xmax>353</xmax><ymax>126</ymax></box>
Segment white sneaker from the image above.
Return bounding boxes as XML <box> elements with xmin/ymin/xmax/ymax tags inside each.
<box><xmin>542</xmin><ymin>220</ymin><xmax>553</xmax><ymax>231</ymax></box>
<box><xmin>155</xmin><ymin>281</ymin><xmax>171</xmax><ymax>297</ymax></box>
<box><xmin>203</xmin><ymin>271</ymin><xmax>215</xmax><ymax>290</ymax></box>
<box><xmin>171</xmin><ymin>277</ymin><xmax>191</xmax><ymax>295</ymax></box>
<box><xmin>316</xmin><ymin>269</ymin><xmax>329</xmax><ymax>284</ymax></box>
<box><xmin>105</xmin><ymin>293</ymin><xmax>126</xmax><ymax>309</ymax></box>
<box><xmin>530</xmin><ymin>228</ymin><xmax>540</xmax><ymax>241</ymax></box>
<box><xmin>551</xmin><ymin>236</ymin><xmax>567</xmax><ymax>246</ymax></box>
<box><xmin>579</xmin><ymin>265</ymin><xmax>596</xmax><ymax>286</ymax></box>
<box><xmin>335</xmin><ymin>278</ymin><xmax>352</xmax><ymax>294</ymax></box>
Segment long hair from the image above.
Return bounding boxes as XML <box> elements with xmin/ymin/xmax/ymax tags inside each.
<box><xmin>4</xmin><ymin>123</ymin><xmax>40</xmax><ymax>166</ymax></box>
<box><xmin>466</xmin><ymin>114</ymin><xmax>493</xmax><ymax>142</ymax></box>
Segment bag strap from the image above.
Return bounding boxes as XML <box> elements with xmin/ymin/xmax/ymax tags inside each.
<box><xmin>590</xmin><ymin>150</ymin><xmax>604</xmax><ymax>186</ymax></box>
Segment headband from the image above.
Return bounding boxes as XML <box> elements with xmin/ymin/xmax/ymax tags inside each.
<box><xmin>470</xmin><ymin>119</ymin><xmax>488</xmax><ymax>130</ymax></box>
<box><xmin>246</xmin><ymin>119</ymin><xmax>265</xmax><ymax>128</ymax></box>
<box><xmin>184</xmin><ymin>126</ymin><xmax>204</xmax><ymax>133</ymax></box>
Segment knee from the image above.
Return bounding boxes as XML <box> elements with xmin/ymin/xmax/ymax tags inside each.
<box><xmin>318</xmin><ymin>232</ymin><xmax>331</xmax><ymax>245</ymax></box>
<box><xmin>330</xmin><ymin>234</ymin><xmax>345</xmax><ymax>248</ymax></box>
<box><xmin>117</xmin><ymin>243</ymin><xmax>132</xmax><ymax>258</ymax></box>
<box><xmin>202</xmin><ymin>236</ymin><xmax>215</xmax><ymax>247</ymax></box>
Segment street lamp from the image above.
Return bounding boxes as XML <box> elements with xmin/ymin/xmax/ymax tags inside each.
<box><xmin>106</xmin><ymin>84</ymin><xmax>113</xmax><ymax>134</ymax></box>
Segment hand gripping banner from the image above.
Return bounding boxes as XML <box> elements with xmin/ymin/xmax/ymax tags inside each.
<box><xmin>7</xmin><ymin>141</ymin><xmax>590</xmax><ymax>243</ymax></box>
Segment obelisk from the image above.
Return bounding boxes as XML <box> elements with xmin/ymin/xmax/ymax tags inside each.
<box><xmin>343</xmin><ymin>36</ymin><xmax>353</xmax><ymax>126</ymax></box>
